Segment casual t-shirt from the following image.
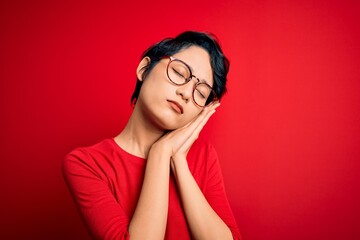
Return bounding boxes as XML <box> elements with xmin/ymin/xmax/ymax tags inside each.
<box><xmin>62</xmin><ymin>138</ymin><xmax>241</xmax><ymax>239</ymax></box>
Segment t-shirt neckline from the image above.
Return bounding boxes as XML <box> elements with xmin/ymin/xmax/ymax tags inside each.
<box><xmin>109</xmin><ymin>137</ymin><xmax>146</xmax><ymax>161</ymax></box>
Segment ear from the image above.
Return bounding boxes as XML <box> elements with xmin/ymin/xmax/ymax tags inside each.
<box><xmin>136</xmin><ymin>56</ymin><xmax>151</xmax><ymax>81</ymax></box>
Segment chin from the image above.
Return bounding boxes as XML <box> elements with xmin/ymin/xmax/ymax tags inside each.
<box><xmin>157</xmin><ymin>119</ymin><xmax>184</xmax><ymax>131</ymax></box>
<box><xmin>153</xmin><ymin>114</ymin><xmax>189</xmax><ymax>131</ymax></box>
<box><xmin>141</xmin><ymin>102</ymin><xmax>195</xmax><ymax>131</ymax></box>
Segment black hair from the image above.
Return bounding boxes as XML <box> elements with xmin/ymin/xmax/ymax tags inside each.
<box><xmin>131</xmin><ymin>31</ymin><xmax>229</xmax><ymax>105</ymax></box>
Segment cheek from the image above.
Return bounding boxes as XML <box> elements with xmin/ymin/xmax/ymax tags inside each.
<box><xmin>139</xmin><ymin>77</ymin><xmax>167</xmax><ymax>99</ymax></box>
<box><xmin>142</xmin><ymin>68</ymin><xmax>173</xmax><ymax>94</ymax></box>
<box><xmin>183</xmin><ymin>108</ymin><xmax>202</xmax><ymax>123</ymax></box>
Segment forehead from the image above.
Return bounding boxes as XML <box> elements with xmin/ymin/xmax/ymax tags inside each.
<box><xmin>172</xmin><ymin>46</ymin><xmax>214</xmax><ymax>86</ymax></box>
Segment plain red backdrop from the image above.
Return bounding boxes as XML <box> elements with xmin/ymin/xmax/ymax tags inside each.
<box><xmin>1</xmin><ymin>0</ymin><xmax>359</xmax><ymax>239</ymax></box>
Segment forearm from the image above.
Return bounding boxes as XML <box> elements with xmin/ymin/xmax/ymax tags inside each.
<box><xmin>129</xmin><ymin>146</ymin><xmax>170</xmax><ymax>240</ymax></box>
<box><xmin>172</xmin><ymin>158</ymin><xmax>233</xmax><ymax>240</ymax></box>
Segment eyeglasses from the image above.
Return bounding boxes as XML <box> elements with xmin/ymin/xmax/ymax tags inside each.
<box><xmin>165</xmin><ymin>56</ymin><xmax>218</xmax><ymax>107</ymax></box>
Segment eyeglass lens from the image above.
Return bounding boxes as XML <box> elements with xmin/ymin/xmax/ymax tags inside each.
<box><xmin>167</xmin><ymin>59</ymin><xmax>215</xmax><ymax>107</ymax></box>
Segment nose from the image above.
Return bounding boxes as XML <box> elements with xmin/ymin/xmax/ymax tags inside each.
<box><xmin>176</xmin><ymin>77</ymin><xmax>198</xmax><ymax>103</ymax></box>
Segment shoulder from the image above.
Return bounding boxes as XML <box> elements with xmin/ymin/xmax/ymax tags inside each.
<box><xmin>62</xmin><ymin>138</ymin><xmax>116</xmax><ymax>177</ymax></box>
<box><xmin>64</xmin><ymin>138</ymin><xmax>113</xmax><ymax>161</ymax></box>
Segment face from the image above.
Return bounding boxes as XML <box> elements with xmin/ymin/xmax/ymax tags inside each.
<box><xmin>135</xmin><ymin>46</ymin><xmax>214</xmax><ymax>130</ymax></box>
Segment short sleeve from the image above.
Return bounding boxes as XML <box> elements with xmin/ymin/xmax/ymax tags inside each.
<box><xmin>204</xmin><ymin>144</ymin><xmax>242</xmax><ymax>240</ymax></box>
<box><xmin>62</xmin><ymin>148</ymin><xmax>130</xmax><ymax>240</ymax></box>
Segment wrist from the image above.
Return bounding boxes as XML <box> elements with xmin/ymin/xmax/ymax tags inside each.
<box><xmin>171</xmin><ymin>155</ymin><xmax>189</xmax><ymax>173</ymax></box>
<box><xmin>149</xmin><ymin>142</ymin><xmax>172</xmax><ymax>160</ymax></box>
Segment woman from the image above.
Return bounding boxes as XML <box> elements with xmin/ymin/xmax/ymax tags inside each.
<box><xmin>63</xmin><ymin>31</ymin><xmax>241</xmax><ymax>240</ymax></box>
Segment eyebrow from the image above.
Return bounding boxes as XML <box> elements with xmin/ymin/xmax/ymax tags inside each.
<box><xmin>198</xmin><ymin>78</ymin><xmax>211</xmax><ymax>86</ymax></box>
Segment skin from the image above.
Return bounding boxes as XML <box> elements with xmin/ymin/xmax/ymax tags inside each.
<box><xmin>114</xmin><ymin>46</ymin><xmax>233</xmax><ymax>240</ymax></box>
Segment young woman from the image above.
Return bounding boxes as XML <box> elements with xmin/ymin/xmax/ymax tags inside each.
<box><xmin>63</xmin><ymin>31</ymin><xmax>241</xmax><ymax>240</ymax></box>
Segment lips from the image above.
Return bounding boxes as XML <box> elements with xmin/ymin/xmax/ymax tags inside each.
<box><xmin>167</xmin><ymin>100</ymin><xmax>184</xmax><ymax>114</ymax></box>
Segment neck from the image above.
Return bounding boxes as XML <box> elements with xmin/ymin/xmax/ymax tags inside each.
<box><xmin>114</xmin><ymin>105</ymin><xmax>165</xmax><ymax>159</ymax></box>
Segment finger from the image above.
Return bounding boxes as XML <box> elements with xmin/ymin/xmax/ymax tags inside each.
<box><xmin>190</xmin><ymin>108</ymin><xmax>216</xmax><ymax>138</ymax></box>
<box><xmin>176</xmin><ymin>110</ymin><xmax>215</xmax><ymax>154</ymax></box>
<box><xmin>185</xmin><ymin>101</ymin><xmax>220</xmax><ymax>129</ymax></box>
<box><xmin>187</xmin><ymin>101</ymin><xmax>220</xmax><ymax>131</ymax></box>
<box><xmin>206</xmin><ymin>101</ymin><xmax>221</xmax><ymax>111</ymax></box>
<box><xmin>176</xmin><ymin>108</ymin><xmax>217</xmax><ymax>153</ymax></box>
<box><xmin>168</xmin><ymin>102</ymin><xmax>220</xmax><ymax>153</ymax></box>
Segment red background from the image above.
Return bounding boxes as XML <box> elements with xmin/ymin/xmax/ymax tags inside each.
<box><xmin>1</xmin><ymin>0</ymin><xmax>359</xmax><ymax>239</ymax></box>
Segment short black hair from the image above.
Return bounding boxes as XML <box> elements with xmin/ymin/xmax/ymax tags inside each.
<box><xmin>131</xmin><ymin>31</ymin><xmax>229</xmax><ymax>105</ymax></box>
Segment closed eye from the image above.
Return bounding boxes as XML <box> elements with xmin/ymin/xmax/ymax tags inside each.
<box><xmin>172</xmin><ymin>67</ymin><xmax>186</xmax><ymax>79</ymax></box>
<box><xmin>195</xmin><ymin>89</ymin><xmax>206</xmax><ymax>99</ymax></box>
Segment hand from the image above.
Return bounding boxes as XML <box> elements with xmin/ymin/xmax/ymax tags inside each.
<box><xmin>152</xmin><ymin>101</ymin><xmax>220</xmax><ymax>163</ymax></box>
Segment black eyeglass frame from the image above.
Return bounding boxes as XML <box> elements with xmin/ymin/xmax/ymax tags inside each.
<box><xmin>164</xmin><ymin>56</ymin><xmax>218</xmax><ymax>107</ymax></box>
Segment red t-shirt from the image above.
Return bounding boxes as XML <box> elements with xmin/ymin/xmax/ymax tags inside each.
<box><xmin>62</xmin><ymin>138</ymin><xmax>241</xmax><ymax>239</ymax></box>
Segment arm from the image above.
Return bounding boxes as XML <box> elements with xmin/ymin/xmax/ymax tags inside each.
<box><xmin>165</xmin><ymin>101</ymin><xmax>240</xmax><ymax>239</ymax></box>
<box><xmin>63</xmin><ymin>144</ymin><xmax>172</xmax><ymax>240</ymax></box>
<box><xmin>128</xmin><ymin>144</ymin><xmax>171</xmax><ymax>240</ymax></box>
<box><xmin>129</xmin><ymin>101</ymin><xmax>226</xmax><ymax>239</ymax></box>
<box><xmin>171</xmin><ymin>157</ymin><xmax>233</xmax><ymax>240</ymax></box>
<box><xmin>62</xmin><ymin>150</ymin><xmax>132</xmax><ymax>240</ymax></box>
